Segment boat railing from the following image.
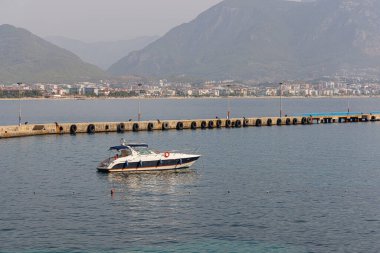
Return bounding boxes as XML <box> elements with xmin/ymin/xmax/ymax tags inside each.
<box><xmin>166</xmin><ymin>147</ymin><xmax>200</xmax><ymax>154</ymax></box>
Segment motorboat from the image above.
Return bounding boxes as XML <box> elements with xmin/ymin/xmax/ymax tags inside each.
<box><xmin>97</xmin><ymin>140</ymin><xmax>201</xmax><ymax>173</ymax></box>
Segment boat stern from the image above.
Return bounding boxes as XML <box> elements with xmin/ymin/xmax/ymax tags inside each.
<box><xmin>96</xmin><ymin>157</ymin><xmax>113</xmax><ymax>172</ymax></box>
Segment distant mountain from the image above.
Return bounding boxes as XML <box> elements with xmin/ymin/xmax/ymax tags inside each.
<box><xmin>108</xmin><ymin>0</ymin><xmax>380</xmax><ymax>81</ymax></box>
<box><xmin>0</xmin><ymin>24</ymin><xmax>106</xmax><ymax>83</ymax></box>
<box><xmin>45</xmin><ymin>35</ymin><xmax>159</xmax><ymax>70</ymax></box>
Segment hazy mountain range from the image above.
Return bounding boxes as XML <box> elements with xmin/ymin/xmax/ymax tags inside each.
<box><xmin>2</xmin><ymin>0</ymin><xmax>380</xmax><ymax>83</ymax></box>
<box><xmin>0</xmin><ymin>24</ymin><xmax>106</xmax><ymax>83</ymax></box>
<box><xmin>45</xmin><ymin>35</ymin><xmax>159</xmax><ymax>70</ymax></box>
<box><xmin>108</xmin><ymin>0</ymin><xmax>380</xmax><ymax>81</ymax></box>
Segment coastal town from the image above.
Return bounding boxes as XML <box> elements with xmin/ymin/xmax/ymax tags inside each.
<box><xmin>1</xmin><ymin>78</ymin><xmax>380</xmax><ymax>98</ymax></box>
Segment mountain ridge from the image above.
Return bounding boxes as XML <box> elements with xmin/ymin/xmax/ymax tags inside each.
<box><xmin>108</xmin><ymin>0</ymin><xmax>380</xmax><ymax>81</ymax></box>
<box><xmin>0</xmin><ymin>24</ymin><xmax>106</xmax><ymax>83</ymax></box>
<box><xmin>45</xmin><ymin>35</ymin><xmax>159</xmax><ymax>70</ymax></box>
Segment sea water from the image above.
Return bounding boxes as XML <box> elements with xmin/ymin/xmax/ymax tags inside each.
<box><xmin>0</xmin><ymin>98</ymin><xmax>379</xmax><ymax>252</ymax></box>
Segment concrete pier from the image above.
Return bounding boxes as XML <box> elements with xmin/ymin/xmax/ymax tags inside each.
<box><xmin>0</xmin><ymin>113</ymin><xmax>378</xmax><ymax>139</ymax></box>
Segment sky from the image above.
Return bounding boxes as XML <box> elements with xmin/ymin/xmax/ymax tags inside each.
<box><xmin>0</xmin><ymin>0</ymin><xmax>223</xmax><ymax>42</ymax></box>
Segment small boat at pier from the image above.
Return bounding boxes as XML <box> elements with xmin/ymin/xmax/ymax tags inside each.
<box><xmin>97</xmin><ymin>140</ymin><xmax>201</xmax><ymax>173</ymax></box>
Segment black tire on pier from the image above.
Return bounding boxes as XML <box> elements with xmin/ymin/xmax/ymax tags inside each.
<box><xmin>191</xmin><ymin>121</ymin><xmax>197</xmax><ymax>130</ymax></box>
<box><xmin>147</xmin><ymin>122</ymin><xmax>154</xmax><ymax>131</ymax></box>
<box><xmin>176</xmin><ymin>122</ymin><xmax>184</xmax><ymax>130</ymax></box>
<box><xmin>133</xmin><ymin>123</ymin><xmax>139</xmax><ymax>132</ymax></box>
<box><xmin>235</xmin><ymin>120</ymin><xmax>242</xmax><ymax>128</ymax></box>
<box><xmin>162</xmin><ymin>122</ymin><xmax>169</xmax><ymax>130</ymax></box>
<box><xmin>216</xmin><ymin>120</ymin><xmax>222</xmax><ymax>128</ymax></box>
<box><xmin>286</xmin><ymin>118</ymin><xmax>291</xmax><ymax>125</ymax></box>
<box><xmin>293</xmin><ymin>118</ymin><xmax>298</xmax><ymax>125</ymax></box>
<box><xmin>276</xmin><ymin>118</ymin><xmax>282</xmax><ymax>126</ymax></box>
<box><xmin>267</xmin><ymin>118</ymin><xmax>272</xmax><ymax>126</ymax></box>
<box><xmin>225</xmin><ymin>119</ymin><xmax>232</xmax><ymax>128</ymax></box>
<box><xmin>256</xmin><ymin>119</ymin><xmax>262</xmax><ymax>127</ymax></box>
<box><xmin>208</xmin><ymin>121</ymin><xmax>214</xmax><ymax>129</ymax></box>
<box><xmin>87</xmin><ymin>124</ymin><xmax>95</xmax><ymax>134</ymax></box>
<box><xmin>70</xmin><ymin>124</ymin><xmax>77</xmax><ymax>135</ymax></box>
<box><xmin>117</xmin><ymin>123</ymin><xmax>125</xmax><ymax>133</ymax></box>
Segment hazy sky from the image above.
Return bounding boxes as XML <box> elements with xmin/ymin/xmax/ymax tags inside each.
<box><xmin>0</xmin><ymin>0</ymin><xmax>223</xmax><ymax>42</ymax></box>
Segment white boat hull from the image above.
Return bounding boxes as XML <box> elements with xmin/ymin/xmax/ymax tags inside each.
<box><xmin>97</xmin><ymin>154</ymin><xmax>200</xmax><ymax>173</ymax></box>
<box><xmin>98</xmin><ymin>160</ymin><xmax>197</xmax><ymax>173</ymax></box>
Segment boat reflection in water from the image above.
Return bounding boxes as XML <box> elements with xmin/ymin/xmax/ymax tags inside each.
<box><xmin>104</xmin><ymin>169</ymin><xmax>199</xmax><ymax>197</ymax></box>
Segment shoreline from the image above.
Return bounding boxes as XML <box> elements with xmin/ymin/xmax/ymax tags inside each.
<box><xmin>0</xmin><ymin>95</ymin><xmax>379</xmax><ymax>101</ymax></box>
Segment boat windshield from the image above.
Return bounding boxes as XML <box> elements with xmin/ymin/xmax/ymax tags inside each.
<box><xmin>120</xmin><ymin>149</ymin><xmax>132</xmax><ymax>157</ymax></box>
<box><xmin>133</xmin><ymin>147</ymin><xmax>155</xmax><ymax>155</ymax></box>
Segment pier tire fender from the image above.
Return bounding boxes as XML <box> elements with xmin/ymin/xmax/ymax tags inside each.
<box><xmin>132</xmin><ymin>123</ymin><xmax>139</xmax><ymax>132</ymax></box>
<box><xmin>301</xmin><ymin>117</ymin><xmax>307</xmax><ymax>125</ymax></box>
<box><xmin>371</xmin><ymin>116</ymin><xmax>376</xmax><ymax>122</ymax></box>
<box><xmin>147</xmin><ymin>122</ymin><xmax>154</xmax><ymax>131</ymax></box>
<box><xmin>87</xmin><ymin>124</ymin><xmax>95</xmax><ymax>134</ymax></box>
<box><xmin>235</xmin><ymin>120</ymin><xmax>242</xmax><ymax>128</ymax></box>
<box><xmin>225</xmin><ymin>119</ymin><xmax>232</xmax><ymax>128</ymax></box>
<box><xmin>307</xmin><ymin>117</ymin><xmax>312</xmax><ymax>124</ymax></box>
<box><xmin>162</xmin><ymin>122</ymin><xmax>169</xmax><ymax>130</ymax></box>
<box><xmin>176</xmin><ymin>122</ymin><xmax>184</xmax><ymax>130</ymax></box>
<box><xmin>285</xmin><ymin>118</ymin><xmax>291</xmax><ymax>125</ymax></box>
<box><xmin>276</xmin><ymin>118</ymin><xmax>282</xmax><ymax>126</ymax></box>
<box><xmin>191</xmin><ymin>121</ymin><xmax>197</xmax><ymax>130</ymax></box>
<box><xmin>243</xmin><ymin>119</ymin><xmax>249</xmax><ymax>127</ymax></box>
<box><xmin>267</xmin><ymin>118</ymin><xmax>272</xmax><ymax>126</ymax></box>
<box><xmin>70</xmin><ymin>124</ymin><xmax>77</xmax><ymax>135</ymax></box>
<box><xmin>201</xmin><ymin>121</ymin><xmax>207</xmax><ymax>129</ymax></box>
<box><xmin>216</xmin><ymin>119</ymin><xmax>222</xmax><ymax>128</ymax></box>
<box><xmin>208</xmin><ymin>121</ymin><xmax>214</xmax><ymax>129</ymax></box>
<box><xmin>164</xmin><ymin>152</ymin><xmax>170</xmax><ymax>158</ymax></box>
<box><xmin>256</xmin><ymin>119</ymin><xmax>262</xmax><ymax>127</ymax></box>
<box><xmin>293</xmin><ymin>118</ymin><xmax>298</xmax><ymax>125</ymax></box>
<box><xmin>117</xmin><ymin>123</ymin><xmax>125</xmax><ymax>133</ymax></box>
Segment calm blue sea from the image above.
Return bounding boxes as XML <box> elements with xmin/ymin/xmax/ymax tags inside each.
<box><xmin>1</xmin><ymin>97</ymin><xmax>380</xmax><ymax>125</ymax></box>
<box><xmin>0</xmin><ymin>98</ymin><xmax>379</xmax><ymax>253</ymax></box>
